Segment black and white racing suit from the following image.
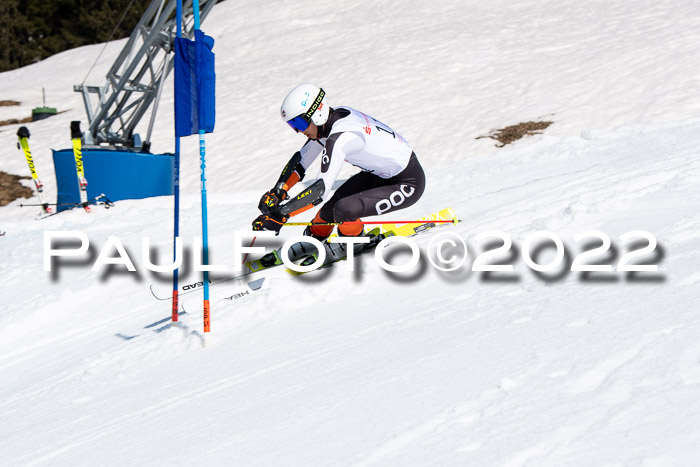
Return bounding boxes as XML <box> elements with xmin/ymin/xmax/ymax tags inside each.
<box><xmin>299</xmin><ymin>107</ymin><xmax>426</xmax><ymax>233</ymax></box>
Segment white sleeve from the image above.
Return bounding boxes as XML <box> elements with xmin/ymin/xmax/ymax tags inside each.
<box><xmin>316</xmin><ymin>131</ymin><xmax>364</xmax><ymax>201</ymax></box>
<box><xmin>299</xmin><ymin>139</ymin><xmax>323</xmax><ymax>170</ymax></box>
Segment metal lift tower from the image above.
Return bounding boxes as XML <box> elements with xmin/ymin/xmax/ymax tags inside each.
<box><xmin>74</xmin><ymin>0</ymin><xmax>218</xmax><ymax>149</ymax></box>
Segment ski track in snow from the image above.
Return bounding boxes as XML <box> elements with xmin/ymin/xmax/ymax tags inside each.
<box><xmin>2</xmin><ymin>0</ymin><xmax>700</xmax><ymax>465</ymax></box>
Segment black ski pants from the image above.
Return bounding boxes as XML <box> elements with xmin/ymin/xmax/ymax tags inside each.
<box><xmin>318</xmin><ymin>152</ymin><xmax>426</xmax><ymax>223</ymax></box>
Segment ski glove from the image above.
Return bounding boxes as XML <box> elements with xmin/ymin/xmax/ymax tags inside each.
<box><xmin>258</xmin><ymin>188</ymin><xmax>288</xmax><ymax>215</ymax></box>
<box><xmin>252</xmin><ymin>213</ymin><xmax>287</xmax><ymax>235</ymax></box>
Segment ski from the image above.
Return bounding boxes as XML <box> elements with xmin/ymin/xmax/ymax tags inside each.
<box><xmin>379</xmin><ymin>207</ymin><xmax>458</xmax><ymax>237</ymax></box>
<box><xmin>16</xmin><ymin>126</ymin><xmax>51</xmax><ymax>214</ymax></box>
<box><xmin>70</xmin><ymin>121</ymin><xmax>90</xmax><ymax>212</ymax></box>
<box><xmin>146</xmin><ymin>278</ymin><xmax>265</xmax><ymax>332</ymax></box>
<box><xmin>255</xmin><ymin>206</ymin><xmax>459</xmax><ymax>275</ymax></box>
<box><xmin>286</xmin><ymin>206</ymin><xmax>458</xmax><ymax>276</ymax></box>
<box><xmin>148</xmin><ymin>235</ymin><xmax>337</xmax><ymax>300</ymax></box>
<box><xmin>149</xmin><ymin>276</ymin><xmax>265</xmax><ymax>301</ymax></box>
<box><xmin>34</xmin><ymin>193</ymin><xmax>113</xmax><ymax>219</ymax></box>
<box><xmin>148</xmin><ymin>207</ymin><xmax>457</xmax><ymax>300</ymax></box>
<box><xmin>149</xmin><ymin>232</ymin><xmax>376</xmax><ymax>300</ymax></box>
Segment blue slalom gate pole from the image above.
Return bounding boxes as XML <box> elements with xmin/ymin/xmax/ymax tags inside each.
<box><xmin>199</xmin><ymin>131</ymin><xmax>210</xmax><ymax>338</ymax></box>
<box><xmin>192</xmin><ymin>0</ymin><xmax>211</xmax><ymax>341</ymax></box>
<box><xmin>193</xmin><ymin>0</ymin><xmax>201</xmax><ymax>28</ymax></box>
<box><xmin>172</xmin><ymin>138</ymin><xmax>181</xmax><ymax>322</ymax></box>
<box><xmin>172</xmin><ymin>1</ymin><xmax>184</xmax><ymax>322</ymax></box>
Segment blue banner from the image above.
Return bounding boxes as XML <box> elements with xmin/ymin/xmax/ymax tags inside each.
<box><xmin>174</xmin><ymin>30</ymin><xmax>216</xmax><ymax>137</ymax></box>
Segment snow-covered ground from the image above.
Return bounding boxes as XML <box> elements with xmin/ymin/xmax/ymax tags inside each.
<box><xmin>1</xmin><ymin>1</ymin><xmax>700</xmax><ymax>465</ymax></box>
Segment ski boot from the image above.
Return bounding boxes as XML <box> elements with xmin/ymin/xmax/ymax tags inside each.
<box><xmin>298</xmin><ymin>227</ymin><xmax>385</xmax><ymax>267</ymax></box>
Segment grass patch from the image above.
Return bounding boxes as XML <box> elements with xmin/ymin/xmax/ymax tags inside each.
<box><xmin>477</xmin><ymin>121</ymin><xmax>553</xmax><ymax>147</ymax></box>
<box><xmin>0</xmin><ymin>117</ymin><xmax>33</xmax><ymax>127</ymax></box>
<box><xmin>0</xmin><ymin>171</ymin><xmax>33</xmax><ymax>206</ymax></box>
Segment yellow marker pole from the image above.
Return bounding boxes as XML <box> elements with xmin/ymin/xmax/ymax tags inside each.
<box><xmin>17</xmin><ymin>126</ymin><xmax>51</xmax><ymax>214</ymax></box>
<box><xmin>70</xmin><ymin>121</ymin><xmax>90</xmax><ymax>212</ymax></box>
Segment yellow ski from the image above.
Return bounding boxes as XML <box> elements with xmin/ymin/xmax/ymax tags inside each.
<box><xmin>284</xmin><ymin>207</ymin><xmax>459</xmax><ymax>276</ymax></box>
<box><xmin>380</xmin><ymin>207</ymin><xmax>458</xmax><ymax>237</ymax></box>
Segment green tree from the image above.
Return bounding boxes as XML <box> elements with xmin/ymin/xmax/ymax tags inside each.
<box><xmin>0</xmin><ymin>0</ymin><xmax>150</xmax><ymax>72</ymax></box>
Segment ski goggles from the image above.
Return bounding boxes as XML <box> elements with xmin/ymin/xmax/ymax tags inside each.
<box><xmin>286</xmin><ymin>88</ymin><xmax>325</xmax><ymax>132</ymax></box>
<box><xmin>286</xmin><ymin>115</ymin><xmax>311</xmax><ymax>132</ymax></box>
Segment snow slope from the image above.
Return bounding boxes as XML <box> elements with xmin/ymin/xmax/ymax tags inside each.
<box><xmin>1</xmin><ymin>0</ymin><xmax>700</xmax><ymax>465</ymax></box>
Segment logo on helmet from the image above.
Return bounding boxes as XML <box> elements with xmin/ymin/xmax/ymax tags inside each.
<box><xmin>304</xmin><ymin>89</ymin><xmax>325</xmax><ymax>121</ymax></box>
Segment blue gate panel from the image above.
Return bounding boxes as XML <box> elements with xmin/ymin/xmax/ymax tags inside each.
<box><xmin>52</xmin><ymin>148</ymin><xmax>174</xmax><ymax>212</ymax></box>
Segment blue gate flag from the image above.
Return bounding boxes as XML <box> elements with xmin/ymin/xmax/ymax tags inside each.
<box><xmin>174</xmin><ymin>30</ymin><xmax>216</xmax><ymax>137</ymax></box>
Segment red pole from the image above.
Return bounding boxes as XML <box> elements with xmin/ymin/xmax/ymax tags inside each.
<box><xmin>241</xmin><ymin>236</ymin><xmax>257</xmax><ymax>264</ymax></box>
<box><xmin>283</xmin><ymin>219</ymin><xmax>459</xmax><ymax>226</ymax></box>
<box><xmin>172</xmin><ymin>290</ymin><xmax>179</xmax><ymax>322</ymax></box>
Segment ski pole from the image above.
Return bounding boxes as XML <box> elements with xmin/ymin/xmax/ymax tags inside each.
<box><xmin>34</xmin><ymin>195</ymin><xmax>113</xmax><ymax>218</ymax></box>
<box><xmin>241</xmin><ymin>236</ymin><xmax>257</xmax><ymax>264</ymax></box>
<box><xmin>19</xmin><ymin>194</ymin><xmax>112</xmax><ymax>207</ymax></box>
<box><xmin>20</xmin><ymin>202</ymin><xmax>97</xmax><ymax>207</ymax></box>
<box><xmin>282</xmin><ymin>219</ymin><xmax>460</xmax><ymax>226</ymax></box>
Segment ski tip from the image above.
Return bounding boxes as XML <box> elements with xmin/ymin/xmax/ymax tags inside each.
<box><xmin>149</xmin><ymin>284</ymin><xmax>169</xmax><ymax>301</ymax></box>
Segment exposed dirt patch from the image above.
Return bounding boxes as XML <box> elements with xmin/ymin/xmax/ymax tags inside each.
<box><xmin>0</xmin><ymin>171</ymin><xmax>33</xmax><ymax>206</ymax></box>
<box><xmin>0</xmin><ymin>99</ymin><xmax>30</xmax><ymax>127</ymax></box>
<box><xmin>477</xmin><ymin>121</ymin><xmax>553</xmax><ymax>147</ymax></box>
<box><xmin>0</xmin><ymin>116</ymin><xmax>33</xmax><ymax>127</ymax></box>
<box><xmin>0</xmin><ymin>108</ymin><xmax>67</xmax><ymax>128</ymax></box>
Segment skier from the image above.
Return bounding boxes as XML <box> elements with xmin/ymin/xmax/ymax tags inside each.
<box><xmin>252</xmin><ymin>84</ymin><xmax>426</xmax><ymax>243</ymax></box>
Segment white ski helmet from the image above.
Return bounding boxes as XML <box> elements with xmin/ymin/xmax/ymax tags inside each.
<box><xmin>280</xmin><ymin>83</ymin><xmax>329</xmax><ymax>132</ymax></box>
